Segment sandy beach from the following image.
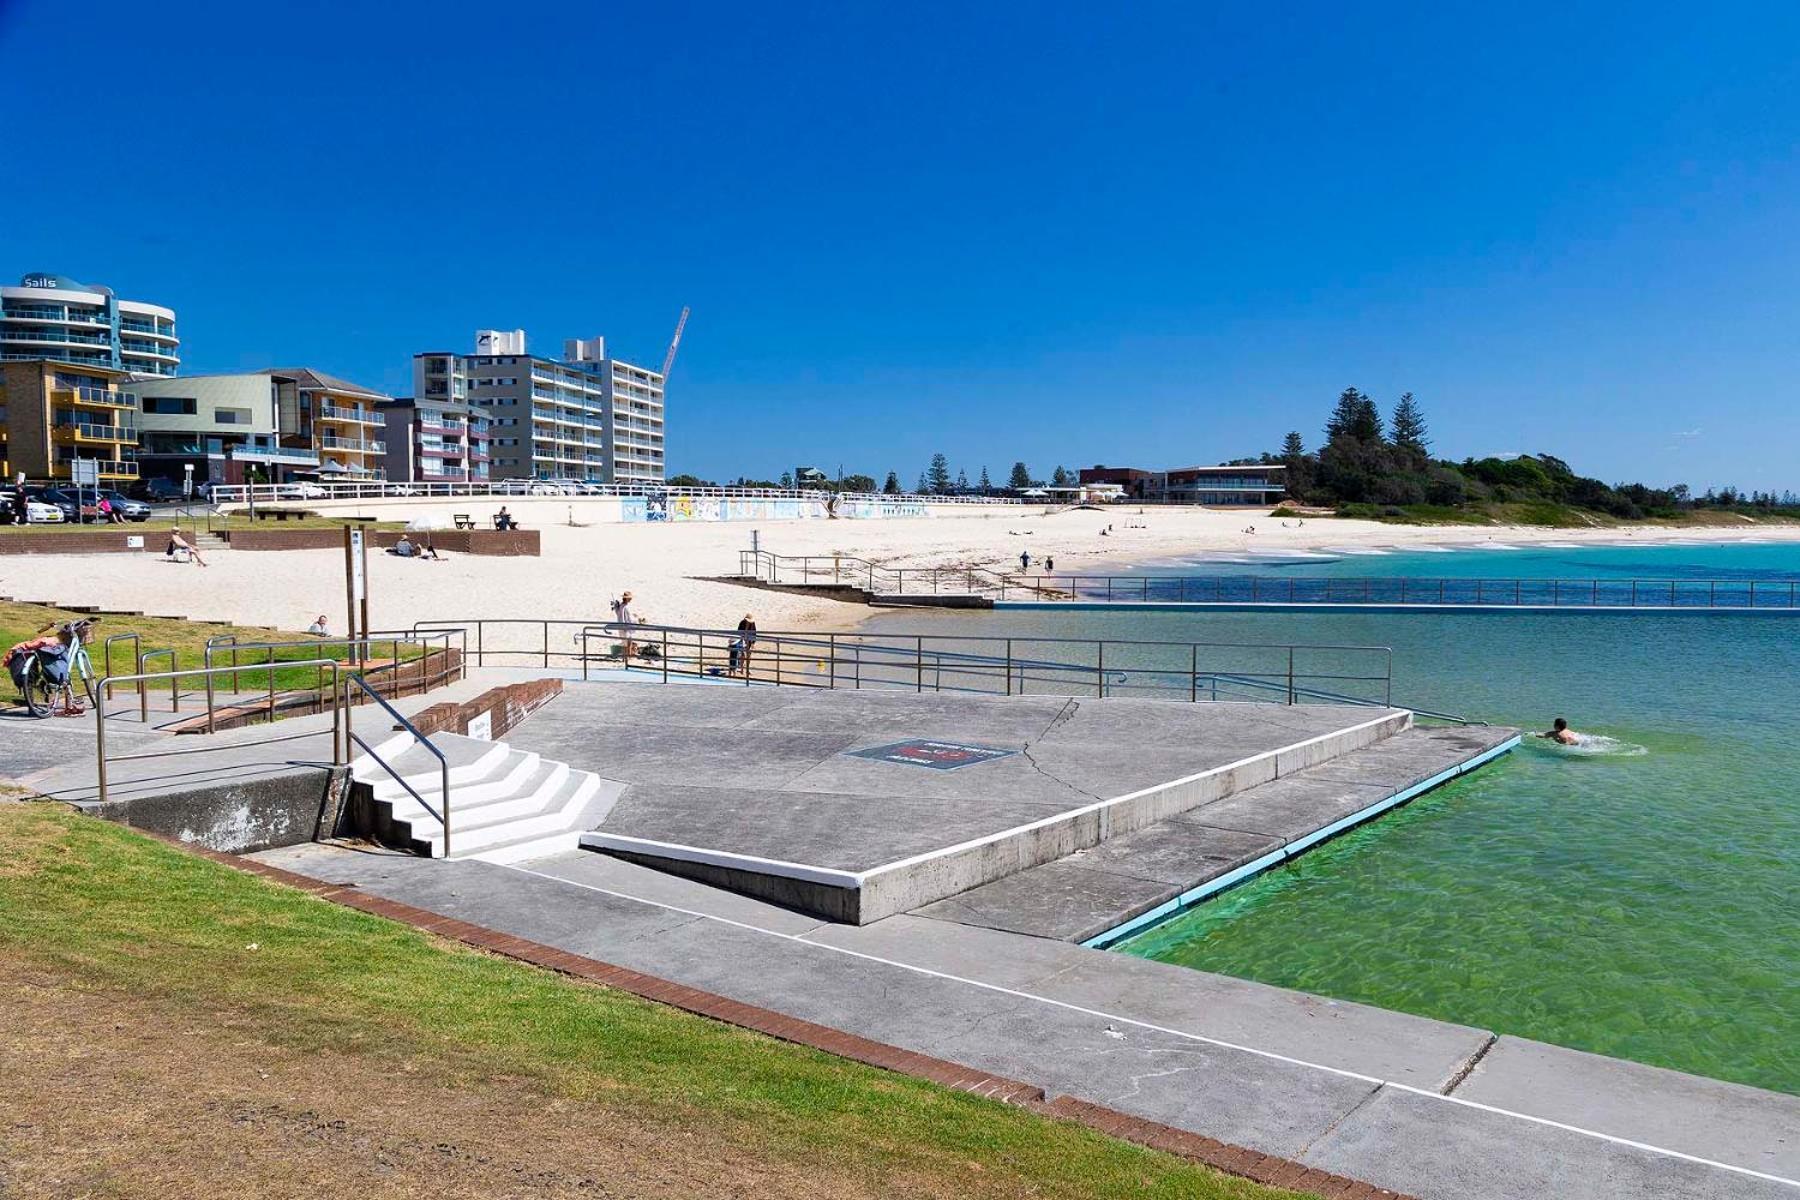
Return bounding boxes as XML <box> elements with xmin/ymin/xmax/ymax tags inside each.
<box><xmin>18</xmin><ymin>505</ymin><xmax>1800</xmax><ymax>637</ymax></box>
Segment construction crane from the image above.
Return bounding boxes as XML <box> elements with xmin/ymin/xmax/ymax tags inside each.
<box><xmin>660</xmin><ymin>306</ymin><xmax>690</xmax><ymax>380</ymax></box>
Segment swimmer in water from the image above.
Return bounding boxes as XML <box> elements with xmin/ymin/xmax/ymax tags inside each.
<box><xmin>1539</xmin><ymin>717</ymin><xmax>1579</xmax><ymax>746</ymax></box>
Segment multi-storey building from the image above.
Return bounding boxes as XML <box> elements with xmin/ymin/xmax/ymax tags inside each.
<box><xmin>275</xmin><ymin>367</ymin><xmax>389</xmax><ymax>481</ymax></box>
<box><xmin>1078</xmin><ymin>463</ymin><xmax>1288</xmax><ymax>505</ymax></box>
<box><xmin>377</xmin><ymin>396</ymin><xmax>492</xmax><ymax>484</ymax></box>
<box><xmin>0</xmin><ymin>360</ymin><xmax>141</xmax><ymax>484</ymax></box>
<box><xmin>411</xmin><ymin>329</ymin><xmax>665</xmax><ymax>484</ymax></box>
<box><xmin>132</xmin><ymin>373</ymin><xmax>322</xmax><ymax>487</ymax></box>
<box><xmin>1</xmin><ymin>273</ymin><xmax>179</xmax><ymax>377</ymax></box>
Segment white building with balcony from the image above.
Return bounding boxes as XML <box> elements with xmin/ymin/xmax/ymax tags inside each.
<box><xmin>410</xmin><ymin>328</ymin><xmax>665</xmax><ymax>485</ymax></box>
<box><xmin>1</xmin><ymin>272</ymin><xmax>179</xmax><ymax>377</ymax></box>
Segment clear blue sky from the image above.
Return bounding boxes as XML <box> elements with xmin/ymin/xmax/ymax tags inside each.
<box><xmin>4</xmin><ymin>1</ymin><xmax>1797</xmax><ymax>491</ymax></box>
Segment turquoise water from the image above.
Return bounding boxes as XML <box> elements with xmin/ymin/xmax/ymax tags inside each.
<box><xmin>869</xmin><ymin>541</ymin><xmax>1800</xmax><ymax>1095</ymax></box>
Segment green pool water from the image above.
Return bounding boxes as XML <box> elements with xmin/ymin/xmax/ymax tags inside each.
<box><xmin>868</xmin><ymin>544</ymin><xmax>1800</xmax><ymax>1095</ymax></box>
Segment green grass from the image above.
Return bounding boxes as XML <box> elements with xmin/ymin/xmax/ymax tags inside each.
<box><xmin>0</xmin><ymin>804</ymin><xmax>1297</xmax><ymax>1199</ymax></box>
<box><xmin>0</xmin><ymin>600</ymin><xmax>429</xmax><ymax>696</ymax></box>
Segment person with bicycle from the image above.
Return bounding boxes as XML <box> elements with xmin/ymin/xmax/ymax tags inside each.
<box><xmin>7</xmin><ymin>618</ymin><xmax>100</xmax><ymax>717</ymax></box>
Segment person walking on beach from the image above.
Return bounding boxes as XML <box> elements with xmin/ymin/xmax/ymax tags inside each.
<box><xmin>1019</xmin><ymin>550</ymin><xmax>1031</xmax><ymax>572</ymax></box>
<box><xmin>611</xmin><ymin>591</ymin><xmax>638</xmax><ymax>660</ymax></box>
<box><xmin>1045</xmin><ymin>555</ymin><xmax>1055</xmax><ymax>572</ymax></box>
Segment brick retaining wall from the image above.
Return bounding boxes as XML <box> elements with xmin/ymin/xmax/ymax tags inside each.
<box><xmin>222</xmin><ymin>528</ymin><xmax>540</xmax><ymax>556</ymax></box>
<box><xmin>0</xmin><ymin>531</ymin><xmax>157</xmax><ymax>554</ymax></box>
<box><xmin>408</xmin><ymin>678</ymin><xmax>563</xmax><ymax>739</ymax></box>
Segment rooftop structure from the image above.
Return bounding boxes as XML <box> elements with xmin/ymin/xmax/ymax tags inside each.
<box><xmin>1</xmin><ymin>272</ymin><xmax>179</xmax><ymax>377</ymax></box>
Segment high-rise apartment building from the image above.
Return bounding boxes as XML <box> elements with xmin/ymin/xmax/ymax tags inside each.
<box><xmin>1</xmin><ymin>272</ymin><xmax>179</xmax><ymax>377</ymax></box>
<box><xmin>378</xmin><ymin>396</ymin><xmax>492</xmax><ymax>484</ymax></box>
<box><xmin>411</xmin><ymin>329</ymin><xmax>665</xmax><ymax>484</ymax></box>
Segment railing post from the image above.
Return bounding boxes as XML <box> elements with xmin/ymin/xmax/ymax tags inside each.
<box><xmin>1096</xmin><ymin>642</ymin><xmax>1105</xmax><ymax>698</ymax></box>
<box><xmin>1190</xmin><ymin>644</ymin><xmax>1198</xmax><ymax>703</ymax></box>
<box><xmin>829</xmin><ymin>634</ymin><xmax>837</xmax><ymax>690</ymax></box>
<box><xmin>543</xmin><ymin>622</ymin><xmax>550</xmax><ymax>667</ymax></box>
<box><xmin>662</xmin><ymin>629</ymin><xmax>669</xmax><ymax>683</ymax></box>
<box><xmin>916</xmin><ymin>637</ymin><xmax>923</xmax><ymax>692</ymax></box>
<box><xmin>776</xmin><ymin>638</ymin><xmax>784</xmax><ymax>687</ymax></box>
<box><xmin>1710</xmin><ymin>580</ymin><xmax>1717</xmax><ymax>607</ymax></box>
<box><xmin>1005</xmin><ymin>639</ymin><xmax>1013</xmax><ymax>695</ymax></box>
<box><xmin>1287</xmin><ymin>647</ymin><xmax>1296</xmax><ymax>705</ymax></box>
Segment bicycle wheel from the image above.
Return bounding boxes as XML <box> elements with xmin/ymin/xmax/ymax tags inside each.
<box><xmin>21</xmin><ymin>658</ymin><xmax>50</xmax><ymax>718</ymax></box>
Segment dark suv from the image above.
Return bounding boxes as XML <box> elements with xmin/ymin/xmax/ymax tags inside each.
<box><xmin>132</xmin><ymin>477</ymin><xmax>186</xmax><ymax>503</ymax></box>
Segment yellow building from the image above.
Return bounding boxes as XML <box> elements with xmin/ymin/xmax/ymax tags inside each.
<box><xmin>0</xmin><ymin>360</ymin><xmax>140</xmax><ymax>483</ymax></box>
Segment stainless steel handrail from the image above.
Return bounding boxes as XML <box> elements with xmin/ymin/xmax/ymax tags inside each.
<box><xmin>200</xmin><ymin>630</ymin><xmax>461</xmax><ymax>733</ymax></box>
<box><xmin>345</xmin><ymin>674</ymin><xmax>452</xmax><ymax>857</ymax></box>
<box><xmin>94</xmin><ymin>660</ymin><xmax>343</xmax><ymax>804</ymax></box>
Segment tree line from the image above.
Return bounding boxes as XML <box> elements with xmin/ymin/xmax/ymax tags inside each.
<box><xmin>670</xmin><ymin>457</ymin><xmax>1076</xmax><ymax>497</ymax></box>
<box><xmin>1255</xmin><ymin>388</ymin><xmax>1796</xmax><ymax>519</ymax></box>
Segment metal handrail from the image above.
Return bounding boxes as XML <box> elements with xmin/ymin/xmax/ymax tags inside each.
<box><xmin>94</xmin><ymin>660</ymin><xmax>343</xmax><ymax>804</ymax></box>
<box><xmin>564</xmin><ymin>619</ymin><xmax>1395</xmax><ymax>709</ymax></box>
<box><xmin>101</xmin><ymin>632</ymin><xmax>141</xmax><ymax>704</ymax></box>
<box><xmin>199</xmin><ymin>630</ymin><xmax>463</xmax><ymax>733</ymax></box>
<box><xmin>137</xmin><ymin>647</ymin><xmax>178</xmax><ymax>711</ymax></box>
<box><xmin>345</xmin><ymin>674</ymin><xmax>452</xmax><ymax>857</ymax></box>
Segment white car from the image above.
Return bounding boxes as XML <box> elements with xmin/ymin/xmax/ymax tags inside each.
<box><xmin>526</xmin><ymin>481</ymin><xmax>565</xmax><ymax>495</ymax></box>
<box><xmin>278</xmin><ymin>481</ymin><xmax>329</xmax><ymax>499</ymax></box>
<box><xmin>384</xmin><ymin>483</ymin><xmax>415</xmax><ymax>497</ymax></box>
<box><xmin>25</xmin><ymin>500</ymin><xmax>64</xmax><ymax>523</ymax></box>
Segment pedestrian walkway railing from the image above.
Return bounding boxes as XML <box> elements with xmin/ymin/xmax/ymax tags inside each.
<box><xmin>197</xmin><ymin>629</ymin><xmax>465</xmax><ymax>731</ymax></box>
<box><xmin>411</xmin><ymin>616</ymin><xmax>1396</xmax><ymax>709</ymax></box>
<box><xmin>344</xmin><ymin>673</ymin><xmax>452</xmax><ymax>857</ymax></box>
<box><xmin>208</xmin><ymin>479</ymin><xmax>1026</xmax><ymax>506</ymax></box>
<box><xmin>93</xmin><ymin>660</ymin><xmax>345</xmax><ymax>805</ymax></box>
<box><xmin>737</xmin><ymin>551</ymin><xmax>1800</xmax><ymax>608</ymax></box>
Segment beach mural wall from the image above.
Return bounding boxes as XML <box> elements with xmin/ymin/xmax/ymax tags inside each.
<box><xmin>628</xmin><ymin>493</ymin><xmax>930</xmax><ymax>522</ymax></box>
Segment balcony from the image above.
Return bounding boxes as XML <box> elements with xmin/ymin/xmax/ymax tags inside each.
<box><xmin>52</xmin><ymin>459</ymin><xmax>139</xmax><ymax>480</ymax></box>
<box><xmin>52</xmin><ymin>386</ymin><xmax>138</xmax><ymax>410</ymax></box>
<box><xmin>52</xmin><ymin>420</ymin><xmax>138</xmax><ymax>445</ymax></box>
<box><xmin>318</xmin><ymin>404</ymin><xmax>385</xmax><ymax>426</ymax></box>
<box><xmin>319</xmin><ymin>435</ymin><xmax>384</xmax><ymax>454</ymax></box>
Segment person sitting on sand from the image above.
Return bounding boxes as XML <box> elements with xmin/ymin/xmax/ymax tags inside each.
<box><xmin>165</xmin><ymin>528</ymin><xmax>206</xmax><ymax>567</ymax></box>
<box><xmin>1539</xmin><ymin>717</ymin><xmax>1579</xmax><ymax>746</ymax></box>
<box><xmin>390</xmin><ymin>535</ymin><xmax>416</xmax><ymax>558</ymax></box>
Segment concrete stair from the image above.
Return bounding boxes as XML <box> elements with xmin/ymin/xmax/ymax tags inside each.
<box><xmin>350</xmin><ymin>731</ymin><xmax>621</xmax><ymax>865</ymax></box>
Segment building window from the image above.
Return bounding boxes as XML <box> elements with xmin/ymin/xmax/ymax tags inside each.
<box><xmin>143</xmin><ymin>396</ymin><xmax>198</xmax><ymax>415</ymax></box>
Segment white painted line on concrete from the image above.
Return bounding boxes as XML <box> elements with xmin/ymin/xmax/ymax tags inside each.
<box><xmin>511</xmin><ymin>863</ymin><xmax>1800</xmax><ymax>1191</ymax></box>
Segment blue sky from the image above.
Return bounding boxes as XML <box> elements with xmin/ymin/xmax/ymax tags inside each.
<box><xmin>4</xmin><ymin>1</ymin><xmax>1797</xmax><ymax>490</ymax></box>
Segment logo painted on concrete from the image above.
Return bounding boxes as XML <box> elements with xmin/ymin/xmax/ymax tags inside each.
<box><xmin>845</xmin><ymin>739</ymin><xmax>1018</xmax><ymax>771</ymax></box>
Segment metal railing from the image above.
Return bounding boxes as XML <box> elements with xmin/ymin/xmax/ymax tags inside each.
<box><xmin>738</xmin><ymin>551</ymin><xmax>1800</xmax><ymax>609</ymax></box>
<box><xmin>344</xmin><ymin>674</ymin><xmax>452</xmax><ymax>857</ymax></box>
<box><xmin>410</xmin><ymin>616</ymin><xmax>1398</xmax><ymax>710</ymax></box>
<box><xmin>197</xmin><ymin>629</ymin><xmax>465</xmax><ymax>732</ymax></box>
<box><xmin>94</xmin><ymin>660</ymin><xmax>344</xmax><ymax>805</ymax></box>
<box><xmin>208</xmin><ymin>479</ymin><xmax>1028</xmax><ymax>506</ymax></box>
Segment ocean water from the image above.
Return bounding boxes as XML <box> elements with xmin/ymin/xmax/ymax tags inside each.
<box><xmin>866</xmin><ymin>541</ymin><xmax>1800</xmax><ymax>1095</ymax></box>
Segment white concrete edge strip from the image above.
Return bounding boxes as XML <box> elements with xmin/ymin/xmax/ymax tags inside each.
<box><xmin>860</xmin><ymin>709</ymin><xmax>1408</xmax><ymax>883</ymax></box>
<box><xmin>1079</xmin><ymin>735</ymin><xmax>1523</xmax><ymax>949</ymax></box>
<box><xmin>577</xmin><ymin>832</ymin><xmax>863</xmax><ymax>889</ymax></box>
<box><xmin>510</xmin><ymin>863</ymin><xmax>1800</xmax><ymax>1191</ymax></box>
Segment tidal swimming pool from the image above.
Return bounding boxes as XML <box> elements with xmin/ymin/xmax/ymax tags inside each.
<box><xmin>871</xmin><ymin>542</ymin><xmax>1800</xmax><ymax>1095</ymax></box>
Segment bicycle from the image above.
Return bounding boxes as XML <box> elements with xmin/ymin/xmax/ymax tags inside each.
<box><xmin>13</xmin><ymin>618</ymin><xmax>101</xmax><ymax>718</ymax></box>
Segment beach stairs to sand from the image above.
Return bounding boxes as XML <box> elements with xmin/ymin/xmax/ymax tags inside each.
<box><xmin>348</xmin><ymin>731</ymin><xmax>621</xmax><ymax>865</ymax></box>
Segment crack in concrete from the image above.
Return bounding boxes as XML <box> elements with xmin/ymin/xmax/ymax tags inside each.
<box><xmin>1294</xmin><ymin>1080</ymin><xmax>1387</xmax><ymax>1159</ymax></box>
<box><xmin>1019</xmin><ymin>742</ymin><xmax>1107</xmax><ymax>804</ymax></box>
<box><xmin>1441</xmin><ymin>1032</ymin><xmax>1499</xmax><ymax>1095</ymax></box>
<box><xmin>1037</xmin><ymin>698</ymin><xmax>1081</xmax><ymax>740</ymax></box>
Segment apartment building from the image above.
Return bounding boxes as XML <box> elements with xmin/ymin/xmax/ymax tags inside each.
<box><xmin>411</xmin><ymin>328</ymin><xmax>665</xmax><ymax>484</ymax></box>
<box><xmin>378</xmin><ymin>396</ymin><xmax>492</xmax><ymax>484</ymax></box>
<box><xmin>276</xmin><ymin>367</ymin><xmax>389</xmax><ymax>481</ymax></box>
<box><xmin>2</xmin><ymin>272</ymin><xmax>179</xmax><ymax>377</ymax></box>
<box><xmin>132</xmin><ymin>373</ymin><xmax>321</xmax><ymax>486</ymax></box>
<box><xmin>0</xmin><ymin>360</ymin><xmax>141</xmax><ymax>484</ymax></box>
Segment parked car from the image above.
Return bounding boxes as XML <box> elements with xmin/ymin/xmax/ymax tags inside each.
<box><xmin>23</xmin><ymin>499</ymin><xmax>64</xmax><ymax>524</ymax></box>
<box><xmin>132</xmin><ymin>477</ymin><xmax>187</xmax><ymax>502</ymax></box>
<box><xmin>275</xmin><ymin>481</ymin><xmax>329</xmax><ymax>499</ymax></box>
<box><xmin>27</xmin><ymin>489</ymin><xmax>82</xmax><ymax>523</ymax></box>
<box><xmin>102</xmin><ymin>491</ymin><xmax>152</xmax><ymax>521</ymax></box>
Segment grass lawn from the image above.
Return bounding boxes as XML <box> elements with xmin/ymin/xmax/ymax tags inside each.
<box><xmin>0</xmin><ymin>600</ymin><xmax>432</xmax><ymax>696</ymax></box>
<box><xmin>0</xmin><ymin>803</ymin><xmax>1302</xmax><ymax>1199</ymax></box>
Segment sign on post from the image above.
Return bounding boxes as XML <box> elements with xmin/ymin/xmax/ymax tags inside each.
<box><xmin>71</xmin><ymin>460</ymin><xmax>99</xmax><ymax>487</ymax></box>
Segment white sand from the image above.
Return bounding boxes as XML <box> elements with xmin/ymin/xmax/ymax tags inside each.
<box><xmin>23</xmin><ymin>505</ymin><xmax>1800</xmax><ymax>636</ymax></box>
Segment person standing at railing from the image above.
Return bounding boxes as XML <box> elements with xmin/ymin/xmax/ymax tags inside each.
<box><xmin>611</xmin><ymin>591</ymin><xmax>639</xmax><ymax>660</ymax></box>
<box><xmin>730</xmin><ymin>613</ymin><xmax>757</xmax><ymax>676</ymax></box>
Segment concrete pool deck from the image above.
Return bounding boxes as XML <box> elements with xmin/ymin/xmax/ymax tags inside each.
<box><xmin>253</xmin><ymin>842</ymin><xmax>1800</xmax><ymax>1200</ymax></box>
<box><xmin>467</xmin><ymin>683</ymin><xmax>1493</xmax><ymax>923</ymax></box>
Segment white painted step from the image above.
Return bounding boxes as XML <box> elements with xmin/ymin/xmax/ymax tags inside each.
<box><xmin>353</xmin><ymin>732</ymin><xmax>512</xmax><ymax>793</ymax></box>
<box><xmin>373</xmin><ymin>749</ymin><xmax>545</xmax><ymax>810</ymax></box>
<box><xmin>417</xmin><ymin>770</ymin><xmax>603</xmax><ymax>857</ymax></box>
<box><xmin>386</xmin><ymin>760</ymin><xmax>571</xmax><ymax>829</ymax></box>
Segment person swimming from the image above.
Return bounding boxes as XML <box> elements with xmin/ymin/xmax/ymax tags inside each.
<box><xmin>1540</xmin><ymin>717</ymin><xmax>1579</xmax><ymax>746</ymax></box>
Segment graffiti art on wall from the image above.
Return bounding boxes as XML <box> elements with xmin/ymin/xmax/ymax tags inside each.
<box><xmin>620</xmin><ymin>492</ymin><xmax>927</xmax><ymax>523</ymax></box>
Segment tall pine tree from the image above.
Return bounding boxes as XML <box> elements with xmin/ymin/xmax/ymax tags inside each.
<box><xmin>1391</xmin><ymin>392</ymin><xmax>1429</xmax><ymax>455</ymax></box>
<box><xmin>978</xmin><ymin>465</ymin><xmax>992</xmax><ymax>492</ymax></box>
<box><xmin>882</xmin><ymin>471</ymin><xmax>900</xmax><ymax>494</ymax></box>
<box><xmin>1008</xmin><ymin>461</ymin><xmax>1033</xmax><ymax>489</ymax></box>
<box><xmin>1325</xmin><ymin>387</ymin><xmax>1366</xmax><ymax>442</ymax></box>
<box><xmin>1281</xmin><ymin>431</ymin><xmax>1306</xmax><ymax>460</ymax></box>
<box><xmin>926</xmin><ymin>453</ymin><xmax>952</xmax><ymax>494</ymax></box>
